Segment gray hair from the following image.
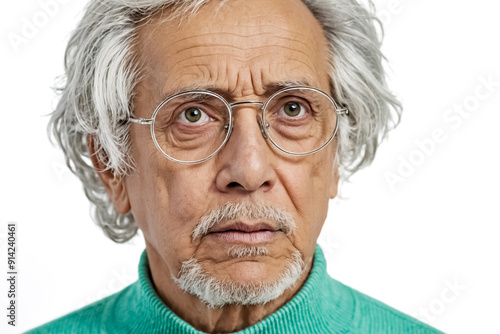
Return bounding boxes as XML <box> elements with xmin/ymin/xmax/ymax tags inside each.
<box><xmin>49</xmin><ymin>0</ymin><xmax>402</xmax><ymax>243</ymax></box>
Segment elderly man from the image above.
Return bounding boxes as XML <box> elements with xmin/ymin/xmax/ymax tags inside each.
<box><xmin>29</xmin><ymin>0</ymin><xmax>442</xmax><ymax>333</ymax></box>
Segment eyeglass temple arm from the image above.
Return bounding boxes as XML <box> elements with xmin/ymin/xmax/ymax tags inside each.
<box><xmin>129</xmin><ymin>117</ymin><xmax>153</xmax><ymax>125</ymax></box>
<box><xmin>336</xmin><ymin>107</ymin><xmax>349</xmax><ymax>115</ymax></box>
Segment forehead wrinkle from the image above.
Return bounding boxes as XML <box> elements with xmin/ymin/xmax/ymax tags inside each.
<box><xmin>141</xmin><ymin>46</ymin><xmax>325</xmax><ymax>107</ymax></box>
<box><xmin>168</xmin><ymin>46</ymin><xmax>313</xmax><ymax>70</ymax></box>
<box><xmin>167</xmin><ymin>33</ymin><xmax>323</xmax><ymax>70</ymax></box>
<box><xmin>167</xmin><ymin>31</ymin><xmax>320</xmax><ymax>60</ymax></box>
<box><xmin>168</xmin><ymin>31</ymin><xmax>276</xmax><ymax>48</ymax></box>
<box><xmin>172</xmin><ymin>42</ymin><xmax>310</xmax><ymax>54</ymax></box>
<box><xmin>169</xmin><ymin>56</ymin><xmax>319</xmax><ymax>88</ymax></box>
<box><xmin>168</xmin><ymin>29</ymin><xmax>317</xmax><ymax>48</ymax></box>
<box><xmin>155</xmin><ymin>73</ymin><xmax>318</xmax><ymax>103</ymax></box>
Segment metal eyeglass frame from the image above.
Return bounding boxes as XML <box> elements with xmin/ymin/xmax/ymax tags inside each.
<box><xmin>129</xmin><ymin>86</ymin><xmax>349</xmax><ymax>164</ymax></box>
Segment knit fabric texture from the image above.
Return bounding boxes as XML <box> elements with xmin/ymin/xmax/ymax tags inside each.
<box><xmin>27</xmin><ymin>246</ymin><xmax>443</xmax><ymax>333</ymax></box>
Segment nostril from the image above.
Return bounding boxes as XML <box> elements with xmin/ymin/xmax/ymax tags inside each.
<box><xmin>227</xmin><ymin>182</ymin><xmax>241</xmax><ymax>189</ymax></box>
<box><xmin>226</xmin><ymin>180</ymin><xmax>270</xmax><ymax>190</ymax></box>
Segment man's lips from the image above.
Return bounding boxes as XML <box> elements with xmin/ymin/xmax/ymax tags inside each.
<box><xmin>208</xmin><ymin>222</ymin><xmax>281</xmax><ymax>243</ymax></box>
<box><xmin>209</xmin><ymin>222</ymin><xmax>278</xmax><ymax>233</ymax></box>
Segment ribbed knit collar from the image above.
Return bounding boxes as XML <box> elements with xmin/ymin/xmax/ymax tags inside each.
<box><xmin>127</xmin><ymin>246</ymin><xmax>354</xmax><ymax>333</ymax></box>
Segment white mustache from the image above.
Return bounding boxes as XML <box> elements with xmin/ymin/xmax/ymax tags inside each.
<box><xmin>192</xmin><ymin>202</ymin><xmax>297</xmax><ymax>240</ymax></box>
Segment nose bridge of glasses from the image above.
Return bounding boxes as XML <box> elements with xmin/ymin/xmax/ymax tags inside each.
<box><xmin>227</xmin><ymin>100</ymin><xmax>269</xmax><ymax>139</ymax></box>
<box><xmin>229</xmin><ymin>100</ymin><xmax>264</xmax><ymax>109</ymax></box>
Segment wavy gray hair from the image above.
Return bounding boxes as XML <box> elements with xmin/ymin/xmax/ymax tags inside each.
<box><xmin>49</xmin><ymin>0</ymin><xmax>402</xmax><ymax>243</ymax></box>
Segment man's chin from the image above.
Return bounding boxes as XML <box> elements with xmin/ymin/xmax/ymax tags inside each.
<box><xmin>172</xmin><ymin>250</ymin><xmax>305</xmax><ymax>308</ymax></box>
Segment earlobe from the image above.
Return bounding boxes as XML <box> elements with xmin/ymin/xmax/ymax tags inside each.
<box><xmin>87</xmin><ymin>135</ymin><xmax>131</xmax><ymax>214</ymax></box>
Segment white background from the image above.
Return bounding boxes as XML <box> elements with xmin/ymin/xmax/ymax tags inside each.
<box><xmin>1</xmin><ymin>0</ymin><xmax>499</xmax><ymax>333</ymax></box>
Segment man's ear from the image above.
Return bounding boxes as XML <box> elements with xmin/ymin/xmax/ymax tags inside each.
<box><xmin>87</xmin><ymin>134</ymin><xmax>131</xmax><ymax>214</ymax></box>
<box><xmin>329</xmin><ymin>165</ymin><xmax>340</xmax><ymax>199</ymax></box>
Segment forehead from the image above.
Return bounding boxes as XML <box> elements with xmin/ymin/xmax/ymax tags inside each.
<box><xmin>134</xmin><ymin>0</ymin><xmax>331</xmax><ymax>104</ymax></box>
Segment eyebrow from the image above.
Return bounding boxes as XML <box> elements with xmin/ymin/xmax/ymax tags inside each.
<box><xmin>156</xmin><ymin>78</ymin><xmax>316</xmax><ymax>104</ymax></box>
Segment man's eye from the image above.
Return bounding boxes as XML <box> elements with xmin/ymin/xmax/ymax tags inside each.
<box><xmin>279</xmin><ymin>101</ymin><xmax>307</xmax><ymax>117</ymax></box>
<box><xmin>179</xmin><ymin>107</ymin><xmax>212</xmax><ymax>124</ymax></box>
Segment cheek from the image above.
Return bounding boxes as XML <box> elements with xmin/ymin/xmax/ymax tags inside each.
<box><xmin>128</xmin><ymin>158</ymin><xmax>217</xmax><ymax>268</ymax></box>
<box><xmin>126</xmin><ymin>126</ymin><xmax>193</xmax><ymax>254</ymax></box>
<box><xmin>280</xmin><ymin>152</ymin><xmax>334</xmax><ymax>248</ymax></box>
<box><xmin>309</xmin><ymin>150</ymin><xmax>336</xmax><ymax>225</ymax></box>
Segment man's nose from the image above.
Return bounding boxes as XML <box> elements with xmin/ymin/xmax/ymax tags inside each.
<box><xmin>214</xmin><ymin>105</ymin><xmax>277</xmax><ymax>194</ymax></box>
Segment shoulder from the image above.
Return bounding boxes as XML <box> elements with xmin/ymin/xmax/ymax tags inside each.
<box><xmin>26</xmin><ymin>283</ymin><xmax>136</xmax><ymax>334</ymax></box>
<box><xmin>353</xmin><ymin>288</ymin><xmax>443</xmax><ymax>333</ymax></box>
<box><xmin>323</xmin><ymin>276</ymin><xmax>444</xmax><ymax>334</ymax></box>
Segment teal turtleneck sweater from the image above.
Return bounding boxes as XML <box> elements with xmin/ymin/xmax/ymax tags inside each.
<box><xmin>28</xmin><ymin>246</ymin><xmax>443</xmax><ymax>333</ymax></box>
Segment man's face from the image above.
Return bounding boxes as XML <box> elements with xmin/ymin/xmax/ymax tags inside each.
<box><xmin>118</xmin><ymin>0</ymin><xmax>338</xmax><ymax>298</ymax></box>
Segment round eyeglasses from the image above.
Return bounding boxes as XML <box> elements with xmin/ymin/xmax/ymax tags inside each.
<box><xmin>129</xmin><ymin>86</ymin><xmax>348</xmax><ymax>164</ymax></box>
